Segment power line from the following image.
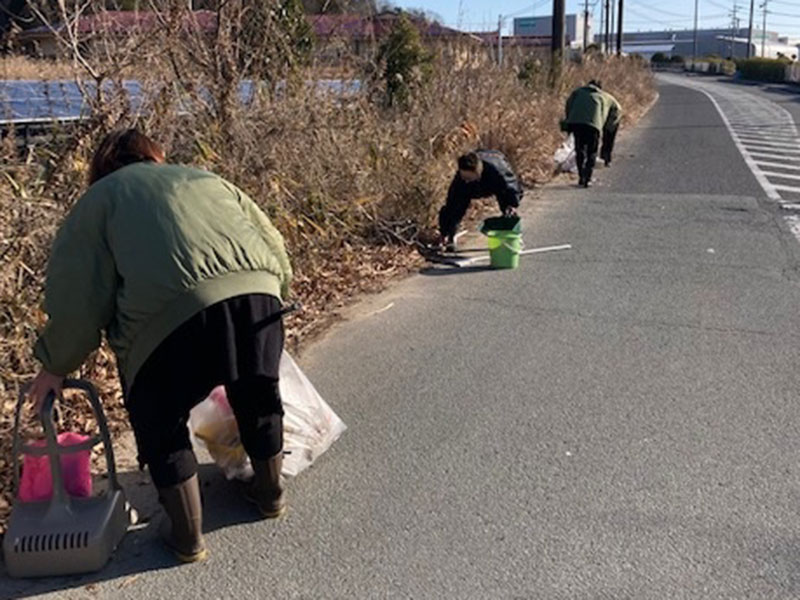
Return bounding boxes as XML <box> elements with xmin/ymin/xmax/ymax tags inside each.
<box><xmin>627</xmin><ymin>8</ymin><xmax>688</xmax><ymax>23</ymax></box>
<box><xmin>503</xmin><ymin>0</ymin><xmax>551</xmax><ymax>20</ymax></box>
<box><xmin>625</xmin><ymin>14</ymin><xmax>729</xmax><ymax>23</ymax></box>
<box><xmin>627</xmin><ymin>0</ymin><xmax>691</xmax><ymax>18</ymax></box>
<box><xmin>704</xmin><ymin>0</ymin><xmax>733</xmax><ymax>10</ymax></box>
<box><xmin>627</xmin><ymin>6</ymin><xmax>727</xmax><ymax>24</ymax></box>
<box><xmin>767</xmin><ymin>9</ymin><xmax>800</xmax><ymax>16</ymax></box>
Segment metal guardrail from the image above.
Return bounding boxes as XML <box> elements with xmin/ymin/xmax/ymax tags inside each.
<box><xmin>1</xmin><ymin>117</ymin><xmax>83</xmax><ymax>151</ymax></box>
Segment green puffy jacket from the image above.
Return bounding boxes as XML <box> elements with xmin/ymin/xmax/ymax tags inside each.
<box><xmin>34</xmin><ymin>162</ymin><xmax>293</xmax><ymax>387</ymax></box>
<box><xmin>565</xmin><ymin>84</ymin><xmax>622</xmax><ymax>133</ymax></box>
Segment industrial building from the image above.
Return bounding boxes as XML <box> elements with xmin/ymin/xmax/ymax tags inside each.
<box><xmin>599</xmin><ymin>27</ymin><xmax>799</xmax><ymax>60</ymax></box>
<box><xmin>514</xmin><ymin>14</ymin><xmax>592</xmax><ymax>49</ymax></box>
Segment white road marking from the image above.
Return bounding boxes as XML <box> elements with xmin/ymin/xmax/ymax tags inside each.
<box><xmin>742</xmin><ymin>144</ymin><xmax>800</xmax><ymax>154</ymax></box>
<box><xmin>733</xmin><ymin>129</ymin><xmax>797</xmax><ymax>138</ymax></box>
<box><xmin>753</xmin><ymin>160</ymin><xmax>800</xmax><ymax>171</ymax></box>
<box><xmin>771</xmin><ymin>184</ymin><xmax>800</xmax><ymax>193</ymax></box>
<box><xmin>746</xmin><ymin>151</ymin><xmax>800</xmax><ymax>163</ymax></box>
<box><xmin>761</xmin><ymin>171</ymin><xmax>800</xmax><ymax>181</ymax></box>
<box><xmin>736</xmin><ymin>135</ymin><xmax>799</xmax><ymax>147</ymax></box>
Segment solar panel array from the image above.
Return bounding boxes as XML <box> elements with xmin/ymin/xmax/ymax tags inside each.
<box><xmin>0</xmin><ymin>79</ymin><xmax>362</xmax><ymax>125</ymax></box>
<box><xmin>0</xmin><ymin>80</ymin><xmax>143</xmax><ymax>124</ymax></box>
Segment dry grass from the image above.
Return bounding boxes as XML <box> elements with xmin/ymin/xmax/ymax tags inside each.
<box><xmin>1</xmin><ymin>55</ymin><xmax>77</xmax><ymax>80</ymax></box>
<box><xmin>0</xmin><ymin>8</ymin><xmax>656</xmax><ymax>531</ymax></box>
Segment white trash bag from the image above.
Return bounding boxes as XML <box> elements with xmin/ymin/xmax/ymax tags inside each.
<box><xmin>280</xmin><ymin>351</ymin><xmax>347</xmax><ymax>477</ymax></box>
<box><xmin>554</xmin><ymin>134</ymin><xmax>577</xmax><ymax>174</ymax></box>
<box><xmin>189</xmin><ymin>351</ymin><xmax>347</xmax><ymax>480</ymax></box>
<box><xmin>189</xmin><ymin>386</ymin><xmax>254</xmax><ymax>481</ymax></box>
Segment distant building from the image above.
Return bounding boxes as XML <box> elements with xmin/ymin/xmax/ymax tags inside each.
<box><xmin>310</xmin><ymin>12</ymin><xmax>482</xmax><ymax>64</ymax></box>
<box><xmin>17</xmin><ymin>10</ymin><xmax>217</xmax><ymax>58</ymax></box>
<box><xmin>598</xmin><ymin>28</ymin><xmax>799</xmax><ymax>60</ymax></box>
<box><xmin>18</xmin><ymin>10</ymin><xmax>482</xmax><ymax>65</ymax></box>
<box><xmin>513</xmin><ymin>14</ymin><xmax>592</xmax><ymax>49</ymax></box>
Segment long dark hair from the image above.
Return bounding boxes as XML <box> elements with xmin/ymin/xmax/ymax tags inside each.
<box><xmin>88</xmin><ymin>129</ymin><xmax>165</xmax><ymax>184</ymax></box>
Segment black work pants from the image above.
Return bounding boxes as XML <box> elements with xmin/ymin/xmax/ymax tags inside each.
<box><xmin>125</xmin><ymin>294</ymin><xmax>285</xmax><ymax>488</ymax></box>
<box><xmin>571</xmin><ymin>124</ymin><xmax>601</xmax><ymax>183</ymax></box>
<box><xmin>601</xmin><ymin>125</ymin><xmax>618</xmax><ymax>165</ymax></box>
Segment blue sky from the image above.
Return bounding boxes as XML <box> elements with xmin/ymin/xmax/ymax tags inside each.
<box><xmin>389</xmin><ymin>0</ymin><xmax>800</xmax><ymax>36</ymax></box>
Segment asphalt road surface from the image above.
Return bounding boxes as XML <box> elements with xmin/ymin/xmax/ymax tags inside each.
<box><xmin>5</xmin><ymin>75</ymin><xmax>800</xmax><ymax>599</ymax></box>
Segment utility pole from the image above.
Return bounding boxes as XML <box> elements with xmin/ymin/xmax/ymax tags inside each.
<box><xmin>692</xmin><ymin>0</ymin><xmax>699</xmax><ymax>69</ymax></box>
<box><xmin>599</xmin><ymin>0</ymin><xmax>604</xmax><ymax>52</ymax></box>
<box><xmin>747</xmin><ymin>0</ymin><xmax>755</xmax><ymax>57</ymax></box>
<box><xmin>729</xmin><ymin>4</ymin><xmax>738</xmax><ymax>59</ymax></box>
<box><xmin>552</xmin><ymin>0</ymin><xmax>566</xmax><ymax>61</ymax></box>
<box><xmin>583</xmin><ymin>0</ymin><xmax>590</xmax><ymax>52</ymax></box>
<box><xmin>609</xmin><ymin>0</ymin><xmax>615</xmax><ymax>53</ymax></box>
<box><xmin>616</xmin><ymin>0</ymin><xmax>623</xmax><ymax>55</ymax></box>
<box><xmin>761</xmin><ymin>1</ymin><xmax>768</xmax><ymax>58</ymax></box>
<box><xmin>497</xmin><ymin>14</ymin><xmax>503</xmax><ymax>67</ymax></box>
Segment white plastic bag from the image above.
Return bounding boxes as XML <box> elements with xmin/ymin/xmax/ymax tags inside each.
<box><xmin>189</xmin><ymin>351</ymin><xmax>347</xmax><ymax>479</ymax></box>
<box><xmin>189</xmin><ymin>386</ymin><xmax>254</xmax><ymax>481</ymax></box>
<box><xmin>280</xmin><ymin>352</ymin><xmax>347</xmax><ymax>476</ymax></box>
<box><xmin>554</xmin><ymin>134</ymin><xmax>577</xmax><ymax>174</ymax></box>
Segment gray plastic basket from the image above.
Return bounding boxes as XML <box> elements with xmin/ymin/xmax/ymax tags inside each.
<box><xmin>3</xmin><ymin>379</ymin><xmax>130</xmax><ymax>578</ymax></box>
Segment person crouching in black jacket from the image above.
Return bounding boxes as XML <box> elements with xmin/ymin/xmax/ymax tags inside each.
<box><xmin>438</xmin><ymin>150</ymin><xmax>522</xmax><ymax>251</ymax></box>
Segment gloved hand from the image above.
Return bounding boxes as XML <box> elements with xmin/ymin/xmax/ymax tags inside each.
<box><xmin>28</xmin><ymin>369</ymin><xmax>64</xmax><ymax>412</ymax></box>
<box><xmin>438</xmin><ymin>233</ymin><xmax>456</xmax><ymax>253</ymax></box>
<box><xmin>503</xmin><ymin>206</ymin><xmax>518</xmax><ymax>218</ymax></box>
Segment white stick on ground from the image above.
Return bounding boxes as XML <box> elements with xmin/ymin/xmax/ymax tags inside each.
<box><xmin>364</xmin><ymin>302</ymin><xmax>395</xmax><ymax>317</ymax></box>
<box><xmin>456</xmin><ymin>243</ymin><xmax>573</xmax><ymax>266</ymax></box>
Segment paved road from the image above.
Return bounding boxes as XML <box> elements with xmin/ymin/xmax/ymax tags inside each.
<box><xmin>5</xmin><ymin>78</ymin><xmax>800</xmax><ymax>599</ymax></box>
<box><xmin>660</xmin><ymin>73</ymin><xmax>800</xmax><ymax>206</ymax></box>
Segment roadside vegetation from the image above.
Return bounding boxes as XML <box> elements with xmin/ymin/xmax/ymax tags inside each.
<box><xmin>735</xmin><ymin>56</ymin><xmax>795</xmax><ymax>83</ymax></box>
<box><xmin>651</xmin><ymin>51</ymin><xmax>798</xmax><ymax>83</ymax></box>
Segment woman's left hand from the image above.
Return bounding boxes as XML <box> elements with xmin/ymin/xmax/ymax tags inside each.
<box><xmin>29</xmin><ymin>369</ymin><xmax>65</xmax><ymax>412</ymax></box>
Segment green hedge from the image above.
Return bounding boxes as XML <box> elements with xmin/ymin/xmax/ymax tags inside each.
<box><xmin>735</xmin><ymin>57</ymin><xmax>791</xmax><ymax>83</ymax></box>
<box><xmin>709</xmin><ymin>59</ymin><xmax>736</xmax><ymax>75</ymax></box>
<box><xmin>689</xmin><ymin>58</ymin><xmax>736</xmax><ymax>75</ymax></box>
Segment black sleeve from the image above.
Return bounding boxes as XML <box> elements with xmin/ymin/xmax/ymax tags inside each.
<box><xmin>439</xmin><ymin>174</ymin><xmax>471</xmax><ymax>238</ymax></box>
<box><xmin>445</xmin><ymin>174</ymin><xmax>461</xmax><ymax>206</ymax></box>
<box><xmin>565</xmin><ymin>90</ymin><xmax>576</xmax><ymax>120</ymax></box>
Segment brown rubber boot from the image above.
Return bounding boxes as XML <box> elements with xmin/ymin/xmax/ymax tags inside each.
<box><xmin>244</xmin><ymin>453</ymin><xmax>287</xmax><ymax>518</ymax></box>
<box><xmin>158</xmin><ymin>474</ymin><xmax>209</xmax><ymax>563</ymax></box>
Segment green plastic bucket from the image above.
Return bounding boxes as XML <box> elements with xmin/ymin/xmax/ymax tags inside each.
<box><xmin>486</xmin><ymin>231</ymin><xmax>523</xmax><ymax>269</ymax></box>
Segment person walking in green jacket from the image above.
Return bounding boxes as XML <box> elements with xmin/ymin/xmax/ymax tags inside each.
<box><xmin>28</xmin><ymin>129</ymin><xmax>294</xmax><ymax>563</ymax></box>
<box><xmin>563</xmin><ymin>80</ymin><xmax>622</xmax><ymax>188</ymax></box>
